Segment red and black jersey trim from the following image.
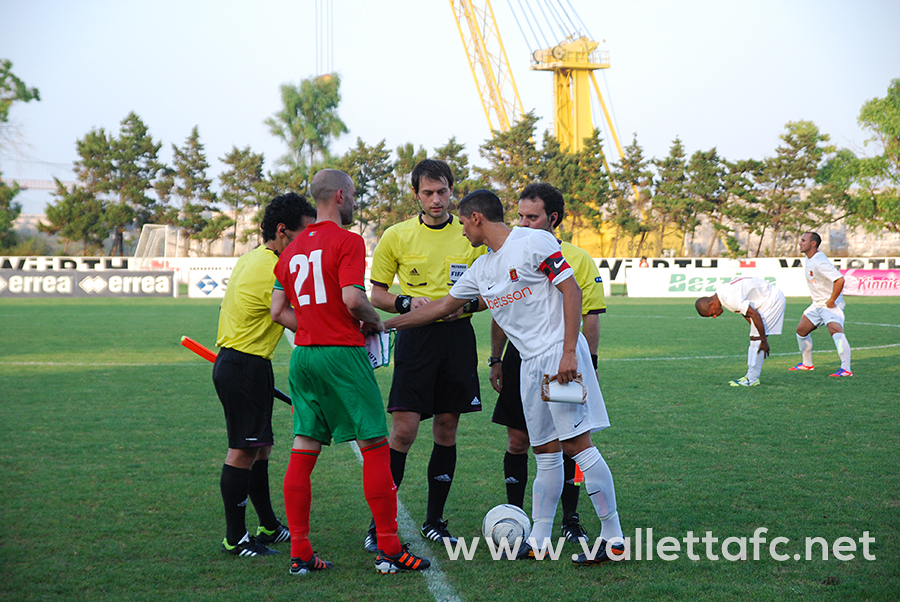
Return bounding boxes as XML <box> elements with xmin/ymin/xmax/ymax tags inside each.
<box><xmin>538</xmin><ymin>251</ymin><xmax>570</xmax><ymax>282</ymax></box>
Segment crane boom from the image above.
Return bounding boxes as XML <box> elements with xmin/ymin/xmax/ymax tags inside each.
<box><xmin>449</xmin><ymin>0</ymin><xmax>525</xmax><ymax>133</ymax></box>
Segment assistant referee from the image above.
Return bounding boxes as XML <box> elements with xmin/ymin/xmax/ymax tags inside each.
<box><xmin>214</xmin><ymin>192</ymin><xmax>315</xmax><ymax>557</ymax></box>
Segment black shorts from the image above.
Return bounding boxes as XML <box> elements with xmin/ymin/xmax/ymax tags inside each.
<box><xmin>387</xmin><ymin>318</ymin><xmax>482</xmax><ymax>419</ymax></box>
<box><xmin>491</xmin><ymin>341</ymin><xmax>527</xmax><ymax>431</ymax></box>
<box><xmin>213</xmin><ymin>347</ymin><xmax>275</xmax><ymax>449</ymax></box>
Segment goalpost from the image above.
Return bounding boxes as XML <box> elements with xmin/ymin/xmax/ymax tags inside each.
<box><xmin>133</xmin><ymin>224</ymin><xmax>179</xmax><ymax>268</ymax></box>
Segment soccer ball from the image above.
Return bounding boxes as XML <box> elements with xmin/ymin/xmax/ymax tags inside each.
<box><xmin>481</xmin><ymin>504</ymin><xmax>531</xmax><ymax>546</ymax></box>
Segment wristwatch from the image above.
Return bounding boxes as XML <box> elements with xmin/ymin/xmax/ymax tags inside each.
<box><xmin>395</xmin><ymin>295</ymin><xmax>412</xmax><ymax>314</ymax></box>
<box><xmin>488</xmin><ymin>356</ymin><xmax>502</xmax><ymax>366</ymax></box>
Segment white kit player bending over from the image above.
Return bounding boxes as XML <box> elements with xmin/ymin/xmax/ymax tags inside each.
<box><xmin>383</xmin><ymin>189</ymin><xmax>625</xmax><ymax>566</ymax></box>
<box><xmin>791</xmin><ymin>231</ymin><xmax>852</xmax><ymax>377</ymax></box>
<box><xmin>695</xmin><ymin>277</ymin><xmax>787</xmax><ymax>387</ymax></box>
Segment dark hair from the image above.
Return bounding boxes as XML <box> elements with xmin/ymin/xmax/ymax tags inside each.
<box><xmin>458</xmin><ymin>189</ymin><xmax>504</xmax><ymax>222</ymax></box>
<box><xmin>520</xmin><ymin>182</ymin><xmax>565</xmax><ymax>229</ymax></box>
<box><xmin>411</xmin><ymin>159</ymin><xmax>454</xmax><ymax>193</ymax></box>
<box><xmin>695</xmin><ymin>296</ymin><xmax>712</xmax><ymax>316</ymax></box>
<box><xmin>260</xmin><ymin>192</ymin><xmax>315</xmax><ymax>242</ymax></box>
<box><xmin>807</xmin><ymin>232</ymin><xmax>822</xmax><ymax>248</ymax></box>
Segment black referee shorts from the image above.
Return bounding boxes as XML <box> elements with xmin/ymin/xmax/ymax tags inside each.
<box><xmin>387</xmin><ymin>318</ymin><xmax>482</xmax><ymax>419</ymax></box>
<box><xmin>212</xmin><ymin>347</ymin><xmax>275</xmax><ymax>449</ymax></box>
<box><xmin>490</xmin><ymin>341</ymin><xmax>527</xmax><ymax>431</ymax></box>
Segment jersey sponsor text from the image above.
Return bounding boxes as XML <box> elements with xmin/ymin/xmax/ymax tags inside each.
<box><xmin>485</xmin><ymin>286</ymin><xmax>533</xmax><ymax>310</ymax></box>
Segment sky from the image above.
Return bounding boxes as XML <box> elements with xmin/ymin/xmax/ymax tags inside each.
<box><xmin>2</xmin><ymin>0</ymin><xmax>899</xmax><ymax>215</ymax></box>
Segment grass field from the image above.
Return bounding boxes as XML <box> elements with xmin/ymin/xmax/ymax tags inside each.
<box><xmin>1</xmin><ymin>295</ymin><xmax>898</xmax><ymax>601</ymax></box>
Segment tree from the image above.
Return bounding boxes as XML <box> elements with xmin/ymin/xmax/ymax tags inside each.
<box><xmin>196</xmin><ymin>214</ymin><xmax>235</xmax><ymax>256</ymax></box>
<box><xmin>724</xmin><ymin>158</ymin><xmax>764</xmax><ymax>256</ymax></box>
<box><xmin>265</xmin><ymin>73</ymin><xmax>348</xmax><ymax>171</ymax></box>
<box><xmin>111</xmin><ymin>113</ymin><xmax>165</xmax><ymax>254</ymax></box>
<box><xmin>859</xmin><ymin>78</ymin><xmax>900</xmax><ymax>176</ymax></box>
<box><xmin>0</xmin><ymin>176</ymin><xmax>22</xmax><ymax>250</ymax></box>
<box><xmin>434</xmin><ymin>136</ymin><xmax>481</xmax><ymax>201</ymax></box>
<box><xmin>219</xmin><ymin>146</ymin><xmax>267</xmax><ymax>253</ymax></box>
<box><xmin>478</xmin><ymin>112</ymin><xmax>542</xmax><ymax>220</ymax></box>
<box><xmin>70</xmin><ymin>113</ymin><xmax>164</xmax><ymax>255</ymax></box>
<box><xmin>686</xmin><ymin>148</ymin><xmax>735</xmax><ymax>256</ymax></box>
<box><xmin>39</xmin><ymin>179</ymin><xmax>107</xmax><ymax>254</ymax></box>
<box><xmin>651</xmin><ymin>138</ymin><xmax>692</xmax><ymax>254</ymax></box>
<box><xmin>609</xmin><ymin>135</ymin><xmax>653</xmax><ymax>256</ymax></box>
<box><xmin>334</xmin><ymin>137</ymin><xmax>396</xmax><ymax>235</ymax></box>
<box><xmin>566</xmin><ymin>129</ymin><xmax>612</xmax><ymax>236</ymax></box>
<box><xmin>840</xmin><ymin>79</ymin><xmax>900</xmax><ymax>233</ymax></box>
<box><xmin>169</xmin><ymin>127</ymin><xmax>219</xmax><ymax>254</ymax></box>
<box><xmin>0</xmin><ymin>60</ymin><xmax>39</xmax><ymax>248</ymax></box>
<box><xmin>752</xmin><ymin>121</ymin><xmax>833</xmax><ymax>255</ymax></box>
<box><xmin>0</xmin><ymin>59</ymin><xmax>40</xmax><ymax>154</ymax></box>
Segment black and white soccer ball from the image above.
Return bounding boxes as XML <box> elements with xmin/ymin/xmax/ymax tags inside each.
<box><xmin>481</xmin><ymin>504</ymin><xmax>531</xmax><ymax>546</ymax></box>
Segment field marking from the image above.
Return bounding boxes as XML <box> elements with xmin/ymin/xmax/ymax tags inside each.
<box><xmin>599</xmin><ymin>342</ymin><xmax>900</xmax><ymax>363</ymax></box>
<box><xmin>851</xmin><ymin>321</ymin><xmax>900</xmax><ymax>328</ymax></box>
<box><xmin>4</xmin><ymin>341</ymin><xmax>899</xmax><ymax>368</ymax></box>
<box><xmin>349</xmin><ymin>442</ymin><xmax>462</xmax><ymax>602</ymax></box>
<box><xmin>0</xmin><ymin>361</ymin><xmax>203</xmax><ymax>366</ymax></box>
<box><xmin>612</xmin><ymin>315</ymin><xmax>900</xmax><ymax>329</ymax></box>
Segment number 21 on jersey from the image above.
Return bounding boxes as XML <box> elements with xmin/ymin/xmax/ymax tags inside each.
<box><xmin>290</xmin><ymin>249</ymin><xmax>327</xmax><ymax>306</ymax></box>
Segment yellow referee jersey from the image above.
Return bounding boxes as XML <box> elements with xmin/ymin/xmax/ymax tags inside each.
<box><xmin>370</xmin><ymin>214</ymin><xmax>487</xmax><ymax>302</ymax></box>
<box><xmin>216</xmin><ymin>245</ymin><xmax>284</xmax><ymax>359</ymax></box>
<box><xmin>561</xmin><ymin>240</ymin><xmax>607</xmax><ymax>315</ymax></box>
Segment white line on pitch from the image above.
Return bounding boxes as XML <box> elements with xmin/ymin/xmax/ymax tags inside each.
<box><xmin>850</xmin><ymin>321</ymin><xmax>900</xmax><ymax>328</ymax></box>
<box><xmin>599</xmin><ymin>342</ymin><xmax>900</xmax><ymax>363</ymax></box>
<box><xmin>0</xmin><ymin>361</ymin><xmax>202</xmax><ymax>366</ymax></box>
<box><xmin>349</xmin><ymin>442</ymin><xmax>462</xmax><ymax>602</ymax></box>
<box><xmin>3</xmin><ymin>335</ymin><xmax>898</xmax><ymax>369</ymax></box>
<box><xmin>4</xmin><ymin>342</ymin><xmax>898</xmax><ymax>368</ymax></box>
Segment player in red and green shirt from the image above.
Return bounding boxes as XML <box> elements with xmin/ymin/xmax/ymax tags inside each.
<box><xmin>271</xmin><ymin>169</ymin><xmax>430</xmax><ymax>576</ymax></box>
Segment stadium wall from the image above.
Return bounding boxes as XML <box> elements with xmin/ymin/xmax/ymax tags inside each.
<box><xmin>2</xmin><ymin>256</ymin><xmax>896</xmax><ymax>299</ymax></box>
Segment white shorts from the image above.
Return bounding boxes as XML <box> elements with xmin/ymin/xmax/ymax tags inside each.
<box><xmin>519</xmin><ymin>334</ymin><xmax>610</xmax><ymax>448</ymax></box>
<box><xmin>803</xmin><ymin>304</ymin><xmax>845</xmax><ymax>328</ymax></box>
<box><xmin>749</xmin><ymin>288</ymin><xmax>786</xmax><ymax>337</ymax></box>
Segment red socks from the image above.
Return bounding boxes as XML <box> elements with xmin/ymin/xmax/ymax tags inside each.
<box><xmin>360</xmin><ymin>439</ymin><xmax>401</xmax><ymax>556</ymax></box>
<box><xmin>284</xmin><ymin>440</ymin><xmax>401</xmax><ymax>559</ymax></box>
<box><xmin>283</xmin><ymin>449</ymin><xmax>318</xmax><ymax>560</ymax></box>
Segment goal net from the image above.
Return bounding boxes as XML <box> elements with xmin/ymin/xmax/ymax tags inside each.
<box><xmin>133</xmin><ymin>224</ymin><xmax>179</xmax><ymax>268</ymax></box>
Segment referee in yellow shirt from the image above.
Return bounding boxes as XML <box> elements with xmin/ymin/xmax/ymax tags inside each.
<box><xmin>366</xmin><ymin>159</ymin><xmax>486</xmax><ymax>549</ymax></box>
<box><xmin>214</xmin><ymin>192</ymin><xmax>316</xmax><ymax>557</ymax></box>
<box><xmin>488</xmin><ymin>182</ymin><xmax>607</xmax><ymax>544</ymax></box>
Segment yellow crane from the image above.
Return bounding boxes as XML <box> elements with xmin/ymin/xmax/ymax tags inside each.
<box><xmin>450</xmin><ymin>1</ymin><xmax>680</xmax><ymax>257</ymax></box>
<box><xmin>449</xmin><ymin>0</ymin><xmax>526</xmax><ymax>134</ymax></box>
<box><xmin>531</xmin><ymin>35</ymin><xmax>627</xmax><ymax>167</ymax></box>
<box><xmin>449</xmin><ymin>0</ymin><xmax>626</xmax><ymax>163</ymax></box>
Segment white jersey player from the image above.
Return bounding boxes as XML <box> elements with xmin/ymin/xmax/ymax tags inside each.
<box><xmin>791</xmin><ymin>232</ymin><xmax>852</xmax><ymax>376</ymax></box>
<box><xmin>384</xmin><ymin>189</ymin><xmax>625</xmax><ymax>567</ymax></box>
<box><xmin>695</xmin><ymin>277</ymin><xmax>786</xmax><ymax>386</ymax></box>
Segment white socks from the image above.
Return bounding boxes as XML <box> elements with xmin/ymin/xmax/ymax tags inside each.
<box><xmin>833</xmin><ymin>332</ymin><xmax>851</xmax><ymax>371</ymax></box>
<box><xmin>746</xmin><ymin>340</ymin><xmax>764</xmax><ymax>382</ymax></box>
<box><xmin>531</xmin><ymin>452</ymin><xmax>563</xmax><ymax>551</ymax></box>
<box><xmin>797</xmin><ymin>333</ymin><xmax>814</xmax><ymax>366</ymax></box>
<box><xmin>572</xmin><ymin>447</ymin><xmax>623</xmax><ymax>542</ymax></box>
<box><xmin>796</xmin><ymin>332</ymin><xmax>851</xmax><ymax>371</ymax></box>
<box><xmin>532</xmin><ymin>447</ymin><xmax>625</xmax><ymax>548</ymax></box>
